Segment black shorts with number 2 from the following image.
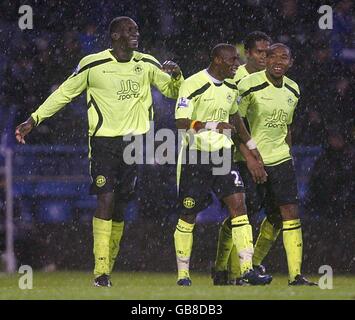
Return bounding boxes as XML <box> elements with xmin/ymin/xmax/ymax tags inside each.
<box><xmin>178</xmin><ymin>149</ymin><xmax>245</xmax><ymax>215</ymax></box>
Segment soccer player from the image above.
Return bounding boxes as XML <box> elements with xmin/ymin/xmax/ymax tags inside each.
<box><xmin>213</xmin><ymin>31</ymin><xmax>273</xmax><ymax>285</ymax></box>
<box><xmin>173</xmin><ymin>43</ymin><xmax>272</xmax><ymax>286</ymax></box>
<box><xmin>236</xmin><ymin>43</ymin><xmax>316</xmax><ymax>285</ymax></box>
<box><xmin>15</xmin><ymin>16</ymin><xmax>183</xmax><ymax>287</ymax></box>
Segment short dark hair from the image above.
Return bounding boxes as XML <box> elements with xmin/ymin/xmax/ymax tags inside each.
<box><xmin>109</xmin><ymin>16</ymin><xmax>132</xmax><ymax>35</ymax></box>
<box><xmin>267</xmin><ymin>43</ymin><xmax>292</xmax><ymax>57</ymax></box>
<box><xmin>211</xmin><ymin>43</ymin><xmax>236</xmax><ymax>60</ymax></box>
<box><xmin>244</xmin><ymin>31</ymin><xmax>272</xmax><ymax>50</ymax></box>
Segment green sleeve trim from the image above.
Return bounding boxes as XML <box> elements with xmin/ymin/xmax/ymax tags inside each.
<box><xmin>223</xmin><ymin>81</ymin><xmax>238</xmax><ymax>90</ymax></box>
<box><xmin>75</xmin><ymin>58</ymin><xmax>113</xmax><ymax>75</ymax></box>
<box><xmin>31</xmin><ymin>114</ymin><xmax>39</xmax><ymax>126</ymax></box>
<box><xmin>187</xmin><ymin>83</ymin><xmax>211</xmax><ymax>99</ymax></box>
<box><xmin>89</xmin><ymin>95</ymin><xmax>103</xmax><ymax>136</ymax></box>
<box><xmin>240</xmin><ymin>81</ymin><xmax>269</xmax><ymax>98</ymax></box>
<box><xmin>133</xmin><ymin>57</ymin><xmax>162</xmax><ymax>69</ymax></box>
<box><xmin>285</xmin><ymin>83</ymin><xmax>300</xmax><ymax>99</ymax></box>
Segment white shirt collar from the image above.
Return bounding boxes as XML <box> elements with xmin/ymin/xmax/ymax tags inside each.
<box><xmin>204</xmin><ymin>69</ymin><xmax>223</xmax><ymax>84</ymax></box>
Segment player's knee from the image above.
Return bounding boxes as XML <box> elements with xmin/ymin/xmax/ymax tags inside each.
<box><xmin>112</xmin><ymin>199</ymin><xmax>128</xmax><ymax>222</ymax></box>
<box><xmin>228</xmin><ymin>201</ymin><xmax>247</xmax><ymax>217</ymax></box>
<box><xmin>223</xmin><ymin>193</ymin><xmax>247</xmax><ymax>217</ymax></box>
<box><xmin>111</xmin><ymin>212</ymin><xmax>124</xmax><ymax>222</ymax></box>
<box><xmin>95</xmin><ymin>193</ymin><xmax>115</xmax><ymax>220</ymax></box>
<box><xmin>280</xmin><ymin>203</ymin><xmax>299</xmax><ymax>220</ymax></box>
<box><xmin>180</xmin><ymin>213</ymin><xmax>196</xmax><ymax>225</ymax></box>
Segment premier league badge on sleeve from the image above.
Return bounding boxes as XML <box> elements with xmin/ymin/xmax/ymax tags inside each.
<box><xmin>236</xmin><ymin>96</ymin><xmax>242</xmax><ymax>105</ymax></box>
<box><xmin>177</xmin><ymin>97</ymin><xmax>190</xmax><ymax>108</ymax></box>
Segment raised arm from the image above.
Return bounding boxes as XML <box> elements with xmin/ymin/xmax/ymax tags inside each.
<box><xmin>148</xmin><ymin>55</ymin><xmax>183</xmax><ymax>99</ymax></box>
<box><xmin>15</xmin><ymin>58</ymin><xmax>89</xmax><ymax>144</ymax></box>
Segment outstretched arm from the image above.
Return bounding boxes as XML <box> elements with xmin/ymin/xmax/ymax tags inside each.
<box><xmin>15</xmin><ymin>116</ymin><xmax>36</xmax><ymax>144</ymax></box>
<box><xmin>150</xmin><ymin>58</ymin><xmax>183</xmax><ymax>99</ymax></box>
<box><xmin>14</xmin><ymin>59</ymin><xmax>89</xmax><ymax>144</ymax></box>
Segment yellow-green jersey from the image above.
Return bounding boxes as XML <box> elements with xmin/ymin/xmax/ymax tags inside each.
<box><xmin>175</xmin><ymin>70</ymin><xmax>239</xmax><ymax>152</ymax></box>
<box><xmin>31</xmin><ymin>49</ymin><xmax>183</xmax><ymax>137</ymax></box>
<box><xmin>237</xmin><ymin>70</ymin><xmax>300</xmax><ymax>166</ymax></box>
<box><xmin>227</xmin><ymin>64</ymin><xmax>250</xmax><ymax>87</ymax></box>
<box><xmin>227</xmin><ymin>64</ymin><xmax>251</xmax><ymax>162</ymax></box>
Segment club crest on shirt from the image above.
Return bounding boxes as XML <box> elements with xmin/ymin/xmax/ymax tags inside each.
<box><xmin>287</xmin><ymin>97</ymin><xmax>294</xmax><ymax>106</ymax></box>
<box><xmin>177</xmin><ymin>97</ymin><xmax>190</xmax><ymax>108</ymax></box>
<box><xmin>226</xmin><ymin>93</ymin><xmax>233</xmax><ymax>104</ymax></box>
<box><xmin>134</xmin><ymin>65</ymin><xmax>143</xmax><ymax>74</ymax></box>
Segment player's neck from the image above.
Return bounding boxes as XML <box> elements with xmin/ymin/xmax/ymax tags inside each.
<box><xmin>111</xmin><ymin>46</ymin><xmax>134</xmax><ymax>62</ymax></box>
<box><xmin>245</xmin><ymin>63</ymin><xmax>259</xmax><ymax>74</ymax></box>
<box><xmin>265</xmin><ymin>70</ymin><xmax>283</xmax><ymax>88</ymax></box>
<box><xmin>205</xmin><ymin>69</ymin><xmax>223</xmax><ymax>84</ymax></box>
<box><xmin>206</xmin><ymin>66</ymin><xmax>224</xmax><ymax>82</ymax></box>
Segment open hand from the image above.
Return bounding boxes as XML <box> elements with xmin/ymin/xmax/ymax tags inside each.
<box><xmin>15</xmin><ymin>117</ymin><xmax>35</xmax><ymax>144</ymax></box>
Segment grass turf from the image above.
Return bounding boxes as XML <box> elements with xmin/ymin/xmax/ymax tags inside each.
<box><xmin>0</xmin><ymin>272</ymin><xmax>354</xmax><ymax>300</ymax></box>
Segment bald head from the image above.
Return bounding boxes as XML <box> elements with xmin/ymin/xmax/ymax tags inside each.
<box><xmin>208</xmin><ymin>43</ymin><xmax>239</xmax><ymax>80</ymax></box>
<box><xmin>267</xmin><ymin>43</ymin><xmax>291</xmax><ymax>58</ymax></box>
<box><xmin>109</xmin><ymin>16</ymin><xmax>135</xmax><ymax>36</ymax></box>
<box><xmin>109</xmin><ymin>16</ymin><xmax>139</xmax><ymax>51</ymax></box>
<box><xmin>211</xmin><ymin>43</ymin><xmax>237</xmax><ymax>60</ymax></box>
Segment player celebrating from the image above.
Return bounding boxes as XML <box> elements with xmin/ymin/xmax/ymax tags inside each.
<box><xmin>15</xmin><ymin>16</ymin><xmax>183</xmax><ymax>287</ymax></box>
<box><xmin>236</xmin><ymin>43</ymin><xmax>316</xmax><ymax>285</ymax></box>
<box><xmin>173</xmin><ymin>43</ymin><xmax>272</xmax><ymax>286</ymax></box>
<box><xmin>213</xmin><ymin>31</ymin><xmax>273</xmax><ymax>285</ymax></box>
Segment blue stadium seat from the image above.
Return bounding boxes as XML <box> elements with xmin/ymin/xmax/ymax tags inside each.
<box><xmin>38</xmin><ymin>200</ymin><xmax>72</xmax><ymax>223</ymax></box>
<box><xmin>13</xmin><ymin>182</ymin><xmax>38</xmax><ymax>198</ymax></box>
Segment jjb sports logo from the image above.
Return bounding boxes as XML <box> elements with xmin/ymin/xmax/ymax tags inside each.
<box><xmin>177</xmin><ymin>97</ymin><xmax>190</xmax><ymax>108</ymax></box>
<box><xmin>117</xmin><ymin>80</ymin><xmax>140</xmax><ymax>100</ymax></box>
<box><xmin>264</xmin><ymin>109</ymin><xmax>288</xmax><ymax>129</ymax></box>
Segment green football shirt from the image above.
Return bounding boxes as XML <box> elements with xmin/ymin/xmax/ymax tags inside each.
<box><xmin>226</xmin><ymin>64</ymin><xmax>251</xmax><ymax>162</ymax></box>
<box><xmin>31</xmin><ymin>49</ymin><xmax>183</xmax><ymax>137</ymax></box>
<box><xmin>227</xmin><ymin>64</ymin><xmax>250</xmax><ymax>87</ymax></box>
<box><xmin>175</xmin><ymin>70</ymin><xmax>239</xmax><ymax>152</ymax></box>
<box><xmin>237</xmin><ymin>70</ymin><xmax>300</xmax><ymax>166</ymax></box>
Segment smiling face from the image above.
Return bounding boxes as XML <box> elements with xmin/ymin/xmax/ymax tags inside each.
<box><xmin>111</xmin><ymin>18</ymin><xmax>140</xmax><ymax>50</ymax></box>
<box><xmin>266</xmin><ymin>45</ymin><xmax>292</xmax><ymax>79</ymax></box>
<box><xmin>218</xmin><ymin>47</ymin><xmax>240</xmax><ymax>79</ymax></box>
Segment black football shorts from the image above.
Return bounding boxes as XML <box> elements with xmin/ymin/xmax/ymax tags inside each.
<box><xmin>237</xmin><ymin>159</ymin><xmax>298</xmax><ymax>227</ymax></box>
<box><xmin>178</xmin><ymin>149</ymin><xmax>245</xmax><ymax>215</ymax></box>
<box><xmin>89</xmin><ymin>136</ymin><xmax>138</xmax><ymax>201</ymax></box>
